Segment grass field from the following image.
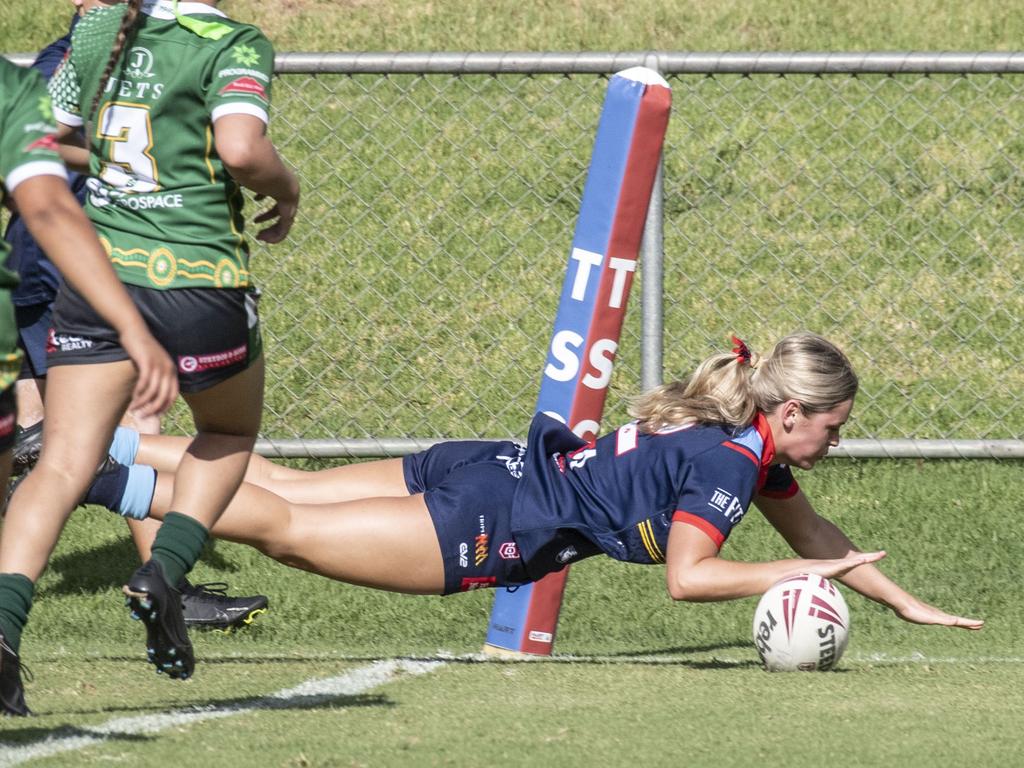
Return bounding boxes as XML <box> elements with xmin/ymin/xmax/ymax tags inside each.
<box><xmin>3</xmin><ymin>2</ymin><xmax>1024</xmax><ymax>766</ymax></box>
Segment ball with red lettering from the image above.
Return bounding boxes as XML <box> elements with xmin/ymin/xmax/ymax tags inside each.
<box><xmin>752</xmin><ymin>574</ymin><xmax>850</xmax><ymax>672</ymax></box>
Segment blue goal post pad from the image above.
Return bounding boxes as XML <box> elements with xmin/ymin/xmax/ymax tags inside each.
<box><xmin>485</xmin><ymin>67</ymin><xmax>672</xmax><ymax>655</ymax></box>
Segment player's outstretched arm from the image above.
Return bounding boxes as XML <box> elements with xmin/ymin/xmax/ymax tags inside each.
<box><xmin>13</xmin><ymin>175</ymin><xmax>178</xmax><ymax>416</ymax></box>
<box><xmin>213</xmin><ymin>113</ymin><xmax>299</xmax><ymax>243</ymax></box>
<box><xmin>664</xmin><ymin>522</ymin><xmax>885</xmax><ymax>602</ymax></box>
<box><xmin>755</xmin><ymin>490</ymin><xmax>984</xmax><ymax>630</ymax></box>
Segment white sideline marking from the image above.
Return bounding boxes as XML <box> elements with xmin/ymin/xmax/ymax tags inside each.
<box><xmin>0</xmin><ymin>659</ymin><xmax>442</xmax><ymax>767</ymax></box>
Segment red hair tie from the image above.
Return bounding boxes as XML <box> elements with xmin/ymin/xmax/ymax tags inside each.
<box><xmin>731</xmin><ymin>335</ymin><xmax>752</xmax><ymax>366</ymax></box>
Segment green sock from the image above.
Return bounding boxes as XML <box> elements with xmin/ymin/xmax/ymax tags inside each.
<box><xmin>150</xmin><ymin>512</ymin><xmax>209</xmax><ymax>588</ymax></box>
<box><xmin>0</xmin><ymin>573</ymin><xmax>35</xmax><ymax>654</ymax></box>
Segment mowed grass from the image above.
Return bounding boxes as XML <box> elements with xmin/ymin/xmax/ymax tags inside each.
<box><xmin>3</xmin><ymin>3</ymin><xmax>1024</xmax><ymax>766</ymax></box>
<box><xmin>2</xmin><ymin>459</ymin><xmax>1021</xmax><ymax>765</ymax></box>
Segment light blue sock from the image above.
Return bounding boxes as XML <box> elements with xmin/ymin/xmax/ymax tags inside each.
<box><xmin>109</xmin><ymin>426</ymin><xmax>141</xmax><ymax>466</ymax></box>
<box><xmin>117</xmin><ymin>464</ymin><xmax>157</xmax><ymax>520</ymax></box>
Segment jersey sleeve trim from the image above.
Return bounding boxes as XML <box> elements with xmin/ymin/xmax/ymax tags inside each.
<box><xmin>672</xmin><ymin>511</ymin><xmax>725</xmax><ymax>549</ymax></box>
<box><xmin>5</xmin><ymin>161</ymin><xmax>69</xmax><ymax>193</ymax></box>
<box><xmin>723</xmin><ymin>440</ymin><xmax>758</xmax><ymax>466</ymax></box>
<box><xmin>52</xmin><ymin>105</ymin><xmax>84</xmax><ymax>128</ymax></box>
<box><xmin>211</xmin><ymin>102</ymin><xmax>269</xmax><ymax>125</ymax></box>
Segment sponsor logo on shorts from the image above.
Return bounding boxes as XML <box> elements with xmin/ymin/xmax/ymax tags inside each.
<box><xmin>496</xmin><ymin>443</ymin><xmax>526</xmax><ymax>478</ymax></box>
<box><xmin>555</xmin><ymin>546</ymin><xmax>578</xmax><ymax>565</ymax></box>
<box><xmin>528</xmin><ymin>630</ymin><xmax>553</xmax><ymax>644</ymax></box>
<box><xmin>474</xmin><ymin>534</ymin><xmax>489</xmax><ymax>566</ymax></box>
<box><xmin>458</xmin><ymin>542</ymin><xmax>469</xmax><ymax>568</ymax></box>
<box><xmin>460</xmin><ymin>577</ymin><xmax>496</xmax><ymax>591</ymax></box>
<box><xmin>498</xmin><ymin>542</ymin><xmax>519</xmax><ymax>560</ymax></box>
<box><xmin>47</xmin><ymin>329</ymin><xmax>95</xmax><ymax>353</ymax></box>
<box><xmin>177</xmin><ymin>344</ymin><xmax>248</xmax><ymax>375</ymax></box>
<box><xmin>220</xmin><ymin>77</ymin><xmax>268</xmax><ymax>101</ymax></box>
<box><xmin>475</xmin><ymin>515</ymin><xmax>489</xmax><ymax>566</ymax></box>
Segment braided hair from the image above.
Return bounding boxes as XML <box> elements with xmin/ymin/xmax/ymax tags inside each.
<box><xmin>87</xmin><ymin>0</ymin><xmax>144</xmax><ymax>128</ymax></box>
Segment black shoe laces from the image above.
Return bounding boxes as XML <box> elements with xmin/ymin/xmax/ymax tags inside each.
<box><xmin>182</xmin><ymin>582</ymin><xmax>231</xmax><ymax>597</ymax></box>
<box><xmin>1</xmin><ymin>639</ymin><xmax>33</xmax><ymax>684</ymax></box>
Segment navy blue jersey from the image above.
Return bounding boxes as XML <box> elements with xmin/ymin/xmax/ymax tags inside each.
<box><xmin>511</xmin><ymin>412</ymin><xmax>798</xmax><ymax>579</ymax></box>
<box><xmin>2</xmin><ymin>15</ymin><xmax>82</xmax><ymax>306</ymax></box>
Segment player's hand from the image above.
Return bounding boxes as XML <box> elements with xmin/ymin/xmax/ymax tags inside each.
<box><xmin>253</xmin><ymin>182</ymin><xmax>299</xmax><ymax>244</ymax></box>
<box><xmin>893</xmin><ymin>597</ymin><xmax>984</xmax><ymax>630</ymax></box>
<box><xmin>805</xmin><ymin>550</ymin><xmax>887</xmax><ymax>580</ymax></box>
<box><xmin>119</xmin><ymin>328</ymin><xmax>178</xmax><ymax>417</ymax></box>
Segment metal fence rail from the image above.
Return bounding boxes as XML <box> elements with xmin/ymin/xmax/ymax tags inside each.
<box><xmin>7</xmin><ymin>51</ymin><xmax>1024</xmax><ymax>458</ymax></box>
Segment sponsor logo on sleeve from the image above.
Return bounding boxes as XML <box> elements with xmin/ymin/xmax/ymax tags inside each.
<box><xmin>25</xmin><ymin>135</ymin><xmax>59</xmax><ymax>153</ymax></box>
<box><xmin>231</xmin><ymin>44</ymin><xmax>261</xmax><ymax>67</ymax></box>
<box><xmin>219</xmin><ymin>76</ymin><xmax>268</xmax><ymax>101</ymax></box>
<box><xmin>708</xmin><ymin>486</ymin><xmax>746</xmax><ymax>524</ymax></box>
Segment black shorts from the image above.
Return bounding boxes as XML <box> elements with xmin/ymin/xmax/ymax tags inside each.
<box><xmin>403</xmin><ymin>440</ymin><xmax>531</xmax><ymax>595</ymax></box>
<box><xmin>48</xmin><ymin>282</ymin><xmax>263</xmax><ymax>393</ymax></box>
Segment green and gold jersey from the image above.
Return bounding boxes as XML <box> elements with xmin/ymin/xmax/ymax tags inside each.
<box><xmin>0</xmin><ymin>58</ymin><xmax>68</xmax><ymax>290</ymax></box>
<box><xmin>49</xmin><ymin>0</ymin><xmax>275</xmax><ymax>290</ymax></box>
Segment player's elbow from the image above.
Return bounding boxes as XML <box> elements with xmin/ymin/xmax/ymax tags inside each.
<box><xmin>666</xmin><ymin>569</ymin><xmax>712</xmax><ymax>602</ymax></box>
<box><xmin>217</xmin><ymin>138</ymin><xmax>261</xmax><ymax>177</ymax></box>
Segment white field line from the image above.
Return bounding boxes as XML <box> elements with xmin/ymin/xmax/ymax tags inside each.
<box><xmin>0</xmin><ymin>659</ymin><xmax>443</xmax><ymax>768</ymax></box>
<box><xmin>434</xmin><ymin>651</ymin><xmax>1024</xmax><ymax>666</ymax></box>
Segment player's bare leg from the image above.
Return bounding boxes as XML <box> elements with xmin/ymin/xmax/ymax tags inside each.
<box><xmin>135</xmin><ymin>432</ymin><xmax>409</xmax><ymax>504</ymax></box>
<box><xmin>144</xmin><ymin>472</ymin><xmax>443</xmax><ymax>594</ymax></box>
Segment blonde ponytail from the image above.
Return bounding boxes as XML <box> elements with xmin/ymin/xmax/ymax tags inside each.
<box><xmin>629</xmin><ymin>332</ymin><xmax>857</xmax><ymax>433</ymax></box>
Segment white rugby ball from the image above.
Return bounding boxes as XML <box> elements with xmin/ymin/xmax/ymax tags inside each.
<box><xmin>752</xmin><ymin>574</ymin><xmax>850</xmax><ymax>672</ymax></box>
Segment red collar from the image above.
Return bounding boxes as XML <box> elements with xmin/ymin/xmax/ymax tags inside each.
<box><xmin>753</xmin><ymin>412</ymin><xmax>776</xmax><ymax>486</ymax></box>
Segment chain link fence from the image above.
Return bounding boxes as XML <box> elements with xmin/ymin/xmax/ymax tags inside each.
<box><xmin>9</xmin><ymin>52</ymin><xmax>1024</xmax><ymax>458</ymax></box>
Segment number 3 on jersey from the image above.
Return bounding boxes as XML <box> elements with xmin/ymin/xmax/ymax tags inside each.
<box><xmin>96</xmin><ymin>103</ymin><xmax>159</xmax><ymax>193</ymax></box>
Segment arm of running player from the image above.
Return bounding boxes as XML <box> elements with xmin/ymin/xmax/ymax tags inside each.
<box><xmin>664</xmin><ymin>521</ymin><xmax>885</xmax><ymax>602</ymax></box>
<box><xmin>213</xmin><ymin>114</ymin><xmax>299</xmax><ymax>244</ymax></box>
<box><xmin>754</xmin><ymin>490</ymin><xmax>984</xmax><ymax>629</ymax></box>
<box><xmin>12</xmin><ymin>175</ymin><xmax>178</xmax><ymax>416</ymax></box>
<box><xmin>52</xmin><ymin>122</ymin><xmax>90</xmax><ymax>174</ymax></box>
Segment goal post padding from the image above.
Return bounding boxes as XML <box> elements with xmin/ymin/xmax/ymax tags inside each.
<box><xmin>484</xmin><ymin>68</ymin><xmax>672</xmax><ymax>656</ymax></box>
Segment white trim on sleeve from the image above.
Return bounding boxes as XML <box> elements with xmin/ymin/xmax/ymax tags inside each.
<box><xmin>211</xmin><ymin>102</ymin><xmax>269</xmax><ymax>125</ymax></box>
<box><xmin>5</xmin><ymin>161</ymin><xmax>69</xmax><ymax>193</ymax></box>
<box><xmin>53</xmin><ymin>105</ymin><xmax>84</xmax><ymax>128</ymax></box>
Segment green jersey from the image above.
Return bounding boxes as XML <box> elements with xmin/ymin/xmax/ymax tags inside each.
<box><xmin>0</xmin><ymin>59</ymin><xmax>68</xmax><ymax>290</ymax></box>
<box><xmin>49</xmin><ymin>0</ymin><xmax>275</xmax><ymax>290</ymax></box>
<box><xmin>0</xmin><ymin>59</ymin><xmax>60</xmax><ymax>386</ymax></box>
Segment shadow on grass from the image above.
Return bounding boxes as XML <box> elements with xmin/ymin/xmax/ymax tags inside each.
<box><xmin>0</xmin><ymin>693</ymin><xmax>392</xmax><ymax>738</ymax></box>
<box><xmin>41</xmin><ymin>538</ymin><xmax>239</xmax><ymax>597</ymax></box>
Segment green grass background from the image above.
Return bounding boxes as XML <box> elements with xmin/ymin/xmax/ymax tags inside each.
<box><xmin>3</xmin><ymin>2</ymin><xmax>1024</xmax><ymax>766</ymax></box>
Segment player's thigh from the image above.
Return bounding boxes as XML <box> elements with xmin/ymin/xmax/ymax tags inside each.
<box><xmin>181</xmin><ymin>354</ymin><xmax>264</xmax><ymax>436</ymax></box>
<box><xmin>282</xmin><ymin>493</ymin><xmax>445</xmax><ymax>594</ymax></box>
<box><xmin>257</xmin><ymin>457</ymin><xmax>409</xmax><ymax>504</ymax></box>
<box><xmin>39</xmin><ymin>361</ymin><xmax>136</xmax><ymax>473</ymax></box>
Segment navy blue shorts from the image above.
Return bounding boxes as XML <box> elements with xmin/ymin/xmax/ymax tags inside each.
<box><xmin>15</xmin><ymin>302</ymin><xmax>52</xmax><ymax>380</ymax></box>
<box><xmin>48</xmin><ymin>282</ymin><xmax>263</xmax><ymax>393</ymax></box>
<box><xmin>0</xmin><ymin>386</ymin><xmax>15</xmax><ymax>453</ymax></box>
<box><xmin>403</xmin><ymin>440</ymin><xmax>531</xmax><ymax>595</ymax></box>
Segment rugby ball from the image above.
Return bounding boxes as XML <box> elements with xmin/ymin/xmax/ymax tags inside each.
<box><xmin>752</xmin><ymin>574</ymin><xmax>850</xmax><ymax>672</ymax></box>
